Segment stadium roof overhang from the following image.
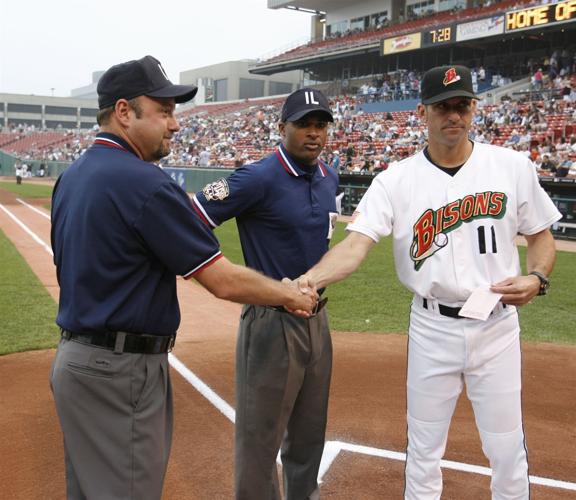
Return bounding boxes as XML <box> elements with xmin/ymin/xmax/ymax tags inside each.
<box><xmin>267</xmin><ymin>0</ymin><xmax>351</xmax><ymax>14</ymax></box>
<box><xmin>250</xmin><ymin>41</ymin><xmax>380</xmax><ymax>75</ymax></box>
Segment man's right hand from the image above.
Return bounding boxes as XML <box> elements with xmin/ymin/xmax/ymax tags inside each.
<box><xmin>282</xmin><ymin>278</ymin><xmax>318</xmax><ymax>318</ymax></box>
<box><xmin>295</xmin><ymin>274</ymin><xmax>318</xmax><ymax>296</ymax></box>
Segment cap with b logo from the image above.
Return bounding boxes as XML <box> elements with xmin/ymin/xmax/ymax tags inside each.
<box><xmin>420</xmin><ymin>65</ymin><xmax>477</xmax><ymax>105</ymax></box>
<box><xmin>97</xmin><ymin>55</ymin><xmax>198</xmax><ymax>110</ymax></box>
<box><xmin>281</xmin><ymin>88</ymin><xmax>334</xmax><ymax>122</ymax></box>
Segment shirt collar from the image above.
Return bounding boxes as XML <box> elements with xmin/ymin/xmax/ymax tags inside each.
<box><xmin>275</xmin><ymin>143</ymin><xmax>327</xmax><ymax>178</ymax></box>
<box><xmin>93</xmin><ymin>132</ymin><xmax>138</xmax><ymax>157</ymax></box>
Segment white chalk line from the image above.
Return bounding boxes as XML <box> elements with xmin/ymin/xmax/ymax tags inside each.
<box><xmin>0</xmin><ymin>203</ymin><xmax>53</xmax><ymax>256</ymax></box>
<box><xmin>168</xmin><ymin>349</ymin><xmax>576</xmax><ymax>491</ymax></box>
<box><xmin>4</xmin><ymin>203</ymin><xmax>575</xmax><ymax>492</ymax></box>
<box><xmin>168</xmin><ymin>353</ymin><xmax>236</xmax><ymax>423</ymax></box>
<box><xmin>16</xmin><ymin>198</ymin><xmax>51</xmax><ymax>220</ymax></box>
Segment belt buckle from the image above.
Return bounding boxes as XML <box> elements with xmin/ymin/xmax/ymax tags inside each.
<box><xmin>311</xmin><ymin>297</ymin><xmax>328</xmax><ymax>317</ymax></box>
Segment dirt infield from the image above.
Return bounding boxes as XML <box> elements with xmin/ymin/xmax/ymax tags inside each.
<box><xmin>1</xmin><ymin>188</ymin><xmax>575</xmax><ymax>499</ymax></box>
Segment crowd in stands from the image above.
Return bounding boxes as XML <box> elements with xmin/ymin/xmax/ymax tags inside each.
<box><xmin>529</xmin><ymin>50</ymin><xmax>576</xmax><ymax>95</ymax></box>
<box><xmin>2</xmin><ymin>67</ymin><xmax>576</xmax><ymax>179</ymax></box>
<box><xmin>260</xmin><ymin>0</ymin><xmax>529</xmax><ymax>66</ymax></box>
<box><xmin>357</xmin><ymin>71</ymin><xmax>422</xmax><ymax>102</ymax></box>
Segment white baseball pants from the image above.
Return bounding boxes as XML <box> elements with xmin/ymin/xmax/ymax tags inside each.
<box><xmin>405</xmin><ymin>298</ymin><xmax>529</xmax><ymax>500</ymax></box>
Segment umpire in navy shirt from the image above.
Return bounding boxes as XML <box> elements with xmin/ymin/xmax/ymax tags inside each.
<box><xmin>194</xmin><ymin>88</ymin><xmax>338</xmax><ymax>499</ymax></box>
<box><xmin>50</xmin><ymin>55</ymin><xmax>315</xmax><ymax>500</ymax></box>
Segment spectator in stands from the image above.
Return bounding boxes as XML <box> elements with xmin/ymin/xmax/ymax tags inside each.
<box><xmin>345</xmin><ymin>142</ymin><xmax>355</xmax><ymax>167</ymax></box>
<box><xmin>556</xmin><ymin>136</ymin><xmax>570</xmax><ymax>153</ymax></box>
<box><xmin>540</xmin><ymin>154</ymin><xmax>557</xmax><ymax>172</ymax></box>
<box><xmin>569</xmin><ymin>160</ymin><xmax>576</xmax><ymax>177</ymax></box>
<box><xmin>504</xmin><ymin>129</ymin><xmax>521</xmax><ymax>147</ymax></box>
<box><xmin>198</xmin><ymin>148</ymin><xmax>211</xmax><ymax>167</ymax></box>
<box><xmin>233</xmin><ymin>151</ymin><xmax>243</xmax><ymax>169</ymax></box>
<box><xmin>471</xmin><ymin>68</ymin><xmax>479</xmax><ymax>93</ymax></box>
<box><xmin>360</xmin><ymin>156</ymin><xmax>372</xmax><ymax>172</ymax></box>
<box><xmin>533</xmin><ymin>68</ymin><xmax>543</xmax><ymax>90</ymax></box>
<box><xmin>478</xmin><ymin>65</ymin><xmax>486</xmax><ymax>84</ymax></box>
<box><xmin>372</xmin><ymin>154</ymin><xmax>386</xmax><ymax>172</ymax></box>
<box><xmin>518</xmin><ymin>130</ymin><xmax>532</xmax><ymax>147</ymax></box>
<box><xmin>331</xmin><ymin>150</ymin><xmax>341</xmax><ymax>170</ymax></box>
<box><xmin>555</xmin><ymin>155</ymin><xmax>571</xmax><ymax>178</ymax></box>
<box><xmin>533</xmin><ymin>156</ymin><xmax>543</xmax><ymax>171</ymax></box>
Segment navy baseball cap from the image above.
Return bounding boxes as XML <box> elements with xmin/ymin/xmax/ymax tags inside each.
<box><xmin>281</xmin><ymin>88</ymin><xmax>333</xmax><ymax>122</ymax></box>
<box><xmin>97</xmin><ymin>55</ymin><xmax>198</xmax><ymax>109</ymax></box>
<box><xmin>420</xmin><ymin>65</ymin><xmax>477</xmax><ymax>105</ymax></box>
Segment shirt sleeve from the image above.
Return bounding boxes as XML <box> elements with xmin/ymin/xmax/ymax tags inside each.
<box><xmin>346</xmin><ymin>174</ymin><xmax>394</xmax><ymax>242</ymax></box>
<box><xmin>192</xmin><ymin>165</ymin><xmax>264</xmax><ymax>228</ymax></box>
<box><xmin>516</xmin><ymin>159</ymin><xmax>562</xmax><ymax>235</ymax></box>
<box><xmin>133</xmin><ymin>181</ymin><xmax>222</xmax><ymax>277</ymax></box>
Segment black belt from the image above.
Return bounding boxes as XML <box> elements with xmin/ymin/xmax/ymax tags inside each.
<box><xmin>422</xmin><ymin>298</ymin><xmax>505</xmax><ymax>319</ymax></box>
<box><xmin>61</xmin><ymin>329</ymin><xmax>175</xmax><ymax>354</ymax></box>
<box><xmin>270</xmin><ymin>297</ymin><xmax>328</xmax><ymax>316</ymax></box>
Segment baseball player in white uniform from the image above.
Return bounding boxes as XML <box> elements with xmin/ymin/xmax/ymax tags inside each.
<box><xmin>295</xmin><ymin>65</ymin><xmax>561</xmax><ymax>499</ymax></box>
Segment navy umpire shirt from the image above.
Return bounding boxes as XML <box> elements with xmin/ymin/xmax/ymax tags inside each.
<box><xmin>51</xmin><ymin>133</ymin><xmax>222</xmax><ymax>336</ymax></box>
<box><xmin>193</xmin><ymin>143</ymin><xmax>338</xmax><ymax>280</ymax></box>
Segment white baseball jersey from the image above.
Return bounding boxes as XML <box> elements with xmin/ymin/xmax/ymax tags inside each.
<box><xmin>347</xmin><ymin>142</ymin><xmax>562</xmax><ymax>303</ymax></box>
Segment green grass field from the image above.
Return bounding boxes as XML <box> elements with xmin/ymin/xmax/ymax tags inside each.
<box><xmin>0</xmin><ymin>181</ymin><xmax>54</xmax><ymax>199</ymax></box>
<box><xmin>0</xmin><ymin>198</ymin><xmax>574</xmax><ymax>356</ymax></box>
<box><xmin>216</xmin><ymin>220</ymin><xmax>576</xmax><ymax>344</ymax></box>
<box><xmin>0</xmin><ymin>230</ymin><xmax>59</xmax><ymax>355</ymax></box>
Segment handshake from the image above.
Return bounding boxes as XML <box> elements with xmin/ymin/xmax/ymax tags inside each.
<box><xmin>281</xmin><ymin>275</ymin><xmax>321</xmax><ymax>318</ymax></box>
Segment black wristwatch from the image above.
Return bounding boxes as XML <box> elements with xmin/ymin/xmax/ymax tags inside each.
<box><xmin>529</xmin><ymin>271</ymin><xmax>550</xmax><ymax>296</ymax></box>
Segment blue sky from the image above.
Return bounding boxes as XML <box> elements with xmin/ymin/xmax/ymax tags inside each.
<box><xmin>0</xmin><ymin>0</ymin><xmax>310</xmax><ymax>97</ymax></box>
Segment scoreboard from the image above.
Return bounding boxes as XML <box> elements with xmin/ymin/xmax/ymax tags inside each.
<box><xmin>506</xmin><ymin>0</ymin><xmax>576</xmax><ymax>32</ymax></box>
<box><xmin>381</xmin><ymin>0</ymin><xmax>575</xmax><ymax>55</ymax></box>
<box><xmin>421</xmin><ymin>25</ymin><xmax>455</xmax><ymax>47</ymax></box>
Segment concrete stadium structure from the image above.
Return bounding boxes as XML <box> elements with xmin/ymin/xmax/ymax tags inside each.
<box><xmin>255</xmin><ymin>0</ymin><xmax>576</xmax><ymax>97</ymax></box>
<box><xmin>0</xmin><ymin>93</ymin><xmax>98</xmax><ymax>130</ymax></box>
<box><xmin>180</xmin><ymin>60</ymin><xmax>302</xmax><ymax>104</ymax></box>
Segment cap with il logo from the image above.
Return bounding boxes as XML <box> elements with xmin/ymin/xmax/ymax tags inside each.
<box><xmin>97</xmin><ymin>55</ymin><xmax>198</xmax><ymax>110</ymax></box>
<box><xmin>420</xmin><ymin>65</ymin><xmax>477</xmax><ymax>105</ymax></box>
<box><xmin>281</xmin><ymin>88</ymin><xmax>334</xmax><ymax>122</ymax></box>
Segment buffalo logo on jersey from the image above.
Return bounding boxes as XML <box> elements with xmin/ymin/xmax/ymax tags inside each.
<box><xmin>410</xmin><ymin>191</ymin><xmax>507</xmax><ymax>270</ymax></box>
<box><xmin>443</xmin><ymin>67</ymin><xmax>461</xmax><ymax>86</ymax></box>
<box><xmin>203</xmin><ymin>178</ymin><xmax>230</xmax><ymax>201</ymax></box>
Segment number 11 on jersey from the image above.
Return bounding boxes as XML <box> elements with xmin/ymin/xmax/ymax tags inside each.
<box><xmin>477</xmin><ymin>225</ymin><xmax>497</xmax><ymax>254</ymax></box>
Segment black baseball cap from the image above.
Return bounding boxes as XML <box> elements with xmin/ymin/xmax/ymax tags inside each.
<box><xmin>97</xmin><ymin>55</ymin><xmax>198</xmax><ymax>110</ymax></box>
<box><xmin>281</xmin><ymin>88</ymin><xmax>334</xmax><ymax>122</ymax></box>
<box><xmin>420</xmin><ymin>65</ymin><xmax>477</xmax><ymax>105</ymax></box>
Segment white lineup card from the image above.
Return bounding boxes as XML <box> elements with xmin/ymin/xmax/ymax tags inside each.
<box><xmin>458</xmin><ymin>287</ymin><xmax>503</xmax><ymax>321</ymax></box>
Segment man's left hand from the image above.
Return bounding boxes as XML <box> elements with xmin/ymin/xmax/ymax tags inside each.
<box><xmin>490</xmin><ymin>274</ymin><xmax>541</xmax><ymax>306</ymax></box>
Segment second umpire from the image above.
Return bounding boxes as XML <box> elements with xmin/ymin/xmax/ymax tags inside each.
<box><xmin>194</xmin><ymin>88</ymin><xmax>338</xmax><ymax>499</ymax></box>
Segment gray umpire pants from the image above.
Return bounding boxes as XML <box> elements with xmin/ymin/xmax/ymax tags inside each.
<box><xmin>50</xmin><ymin>337</ymin><xmax>173</xmax><ymax>500</ymax></box>
<box><xmin>235</xmin><ymin>305</ymin><xmax>332</xmax><ymax>500</ymax></box>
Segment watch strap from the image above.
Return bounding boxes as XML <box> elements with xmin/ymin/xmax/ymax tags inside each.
<box><xmin>529</xmin><ymin>271</ymin><xmax>549</xmax><ymax>296</ymax></box>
